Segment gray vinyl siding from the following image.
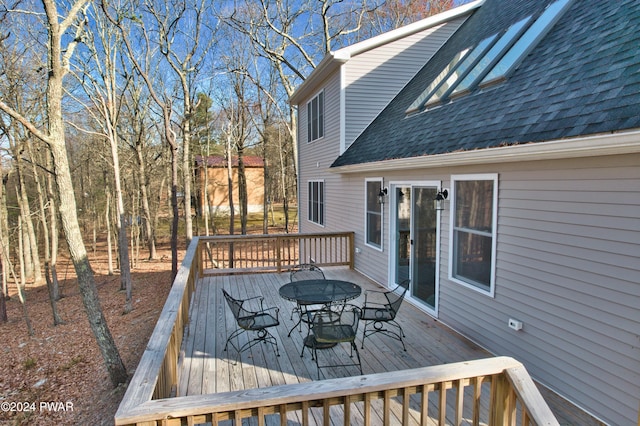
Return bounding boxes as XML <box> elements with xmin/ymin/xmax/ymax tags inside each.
<box><xmin>343</xmin><ymin>17</ymin><xmax>466</xmax><ymax>149</ymax></box>
<box><xmin>317</xmin><ymin>153</ymin><xmax>638</xmax><ymax>425</ymax></box>
<box><xmin>435</xmin><ymin>154</ymin><xmax>640</xmax><ymax>426</ymax></box>
<box><xmin>297</xmin><ymin>72</ymin><xmax>342</xmax><ymax>234</ymax></box>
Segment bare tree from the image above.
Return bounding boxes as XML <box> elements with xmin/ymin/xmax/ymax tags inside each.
<box><xmin>71</xmin><ymin>6</ymin><xmax>133</xmax><ymax>313</ymax></box>
<box><xmin>102</xmin><ymin>0</ymin><xmax>183</xmax><ymax>280</ymax></box>
<box><xmin>0</xmin><ymin>0</ymin><xmax>127</xmax><ymax>385</ymax></box>
<box><xmin>145</xmin><ymin>0</ymin><xmax>216</xmax><ymax>244</ymax></box>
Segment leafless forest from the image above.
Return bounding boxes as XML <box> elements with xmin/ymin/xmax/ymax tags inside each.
<box><xmin>0</xmin><ymin>0</ymin><xmax>458</xmax><ymax>398</ymax></box>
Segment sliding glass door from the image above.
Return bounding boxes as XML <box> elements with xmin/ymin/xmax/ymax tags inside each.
<box><xmin>392</xmin><ymin>184</ymin><xmax>440</xmax><ymax>312</ymax></box>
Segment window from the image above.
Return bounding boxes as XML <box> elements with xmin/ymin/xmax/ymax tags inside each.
<box><xmin>480</xmin><ymin>0</ymin><xmax>573</xmax><ymax>86</ymax></box>
<box><xmin>423</xmin><ymin>34</ymin><xmax>498</xmax><ymax>107</ymax></box>
<box><xmin>308</xmin><ymin>180</ymin><xmax>324</xmax><ymax>225</ymax></box>
<box><xmin>450</xmin><ymin>175</ymin><xmax>497</xmax><ymax>295</ymax></box>
<box><xmin>307</xmin><ymin>91</ymin><xmax>324</xmax><ymax>142</ymax></box>
<box><xmin>406</xmin><ymin>49</ymin><xmax>470</xmax><ymax>114</ymax></box>
<box><xmin>365</xmin><ymin>179</ymin><xmax>383</xmax><ymax>249</ymax></box>
<box><xmin>407</xmin><ymin>0</ymin><xmax>573</xmax><ymax>114</ymax></box>
<box><xmin>450</xmin><ymin>16</ymin><xmax>531</xmax><ymax>97</ymax></box>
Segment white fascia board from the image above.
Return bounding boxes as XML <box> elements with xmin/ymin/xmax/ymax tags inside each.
<box><xmin>337</xmin><ymin>0</ymin><xmax>484</xmax><ymax>58</ymax></box>
<box><xmin>289</xmin><ymin>54</ymin><xmax>346</xmax><ymax>105</ymax></box>
<box><xmin>289</xmin><ymin>0</ymin><xmax>484</xmax><ymax>106</ymax></box>
<box><xmin>329</xmin><ymin>129</ymin><xmax>640</xmax><ymax>173</ymax></box>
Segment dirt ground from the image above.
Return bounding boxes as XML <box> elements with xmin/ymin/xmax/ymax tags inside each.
<box><xmin>0</xmin><ymin>243</ymin><xmax>178</xmax><ymax>425</ymax></box>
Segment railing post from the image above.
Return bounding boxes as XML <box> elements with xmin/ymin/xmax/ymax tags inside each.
<box><xmin>489</xmin><ymin>373</ymin><xmax>511</xmax><ymax>425</ymax></box>
<box><xmin>197</xmin><ymin>239</ymin><xmax>203</xmax><ymax>278</ymax></box>
<box><xmin>349</xmin><ymin>232</ymin><xmax>355</xmax><ymax>269</ymax></box>
<box><xmin>276</xmin><ymin>236</ymin><xmax>282</xmax><ymax>273</ymax></box>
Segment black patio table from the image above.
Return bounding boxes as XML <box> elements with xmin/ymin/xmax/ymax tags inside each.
<box><xmin>279</xmin><ymin>279</ymin><xmax>362</xmax><ymax>350</ymax></box>
<box><xmin>279</xmin><ymin>279</ymin><xmax>361</xmax><ymax>306</ymax></box>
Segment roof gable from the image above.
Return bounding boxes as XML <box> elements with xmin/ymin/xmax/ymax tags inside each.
<box><xmin>331</xmin><ymin>0</ymin><xmax>640</xmax><ymax>168</ymax></box>
<box><xmin>289</xmin><ymin>0</ymin><xmax>483</xmax><ymax>105</ymax></box>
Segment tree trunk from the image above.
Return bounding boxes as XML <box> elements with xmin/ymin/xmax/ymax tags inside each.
<box><xmin>0</xmin><ymin>265</ymin><xmax>6</xmax><ymax>322</ymax></box>
<box><xmin>16</xmin><ymin>216</ymin><xmax>34</xmax><ymax>335</ymax></box>
<box><xmin>170</xmin><ymin>144</ymin><xmax>179</xmax><ymax>281</ymax></box>
<box><xmin>30</xmin><ymin>141</ymin><xmax>63</xmax><ymax>325</ymax></box>
<box><xmin>16</xmin><ymin>157</ymin><xmax>42</xmax><ymax>283</ymax></box>
<box><xmin>46</xmin><ymin>152</ymin><xmax>61</xmax><ymax>300</ymax></box>
<box><xmin>44</xmin><ymin>0</ymin><xmax>127</xmax><ymax>383</ymax></box>
<box><xmin>136</xmin><ymin>145</ymin><xmax>156</xmax><ymax>260</ymax></box>
<box><xmin>237</xmin><ymin>149</ymin><xmax>248</xmax><ymax>235</ymax></box>
<box><xmin>50</xmin><ymin>140</ymin><xmax>127</xmax><ymax>385</ymax></box>
<box><xmin>105</xmin><ymin>186</ymin><xmax>114</xmax><ymax>276</ymax></box>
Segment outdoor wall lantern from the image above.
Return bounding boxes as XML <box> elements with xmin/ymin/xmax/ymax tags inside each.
<box><xmin>377</xmin><ymin>187</ymin><xmax>388</xmax><ymax>204</ymax></box>
<box><xmin>434</xmin><ymin>189</ymin><xmax>448</xmax><ymax>211</ymax></box>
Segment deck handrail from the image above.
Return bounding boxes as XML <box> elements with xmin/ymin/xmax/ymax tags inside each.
<box><xmin>116</xmin><ymin>357</ymin><xmax>558</xmax><ymax>425</ymax></box>
<box><xmin>197</xmin><ymin>231</ymin><xmax>355</xmax><ymax>275</ymax></box>
<box><xmin>115</xmin><ymin>233</ymin><xmax>559</xmax><ymax>426</ymax></box>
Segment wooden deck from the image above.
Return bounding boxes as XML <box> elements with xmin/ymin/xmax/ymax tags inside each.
<box><xmin>178</xmin><ymin>267</ymin><xmax>601</xmax><ymax>425</ymax></box>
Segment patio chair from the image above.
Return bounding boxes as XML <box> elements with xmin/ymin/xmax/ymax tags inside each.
<box><xmin>360</xmin><ymin>279</ymin><xmax>410</xmax><ymax>351</ymax></box>
<box><xmin>222</xmin><ymin>289</ymin><xmax>280</xmax><ymax>364</ymax></box>
<box><xmin>310</xmin><ymin>305</ymin><xmax>362</xmax><ymax>379</ymax></box>
<box><xmin>287</xmin><ymin>263</ymin><xmax>327</xmax><ymax>336</ymax></box>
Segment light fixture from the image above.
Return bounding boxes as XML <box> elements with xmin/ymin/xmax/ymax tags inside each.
<box><xmin>434</xmin><ymin>189</ymin><xmax>448</xmax><ymax>211</ymax></box>
<box><xmin>377</xmin><ymin>187</ymin><xmax>388</xmax><ymax>204</ymax></box>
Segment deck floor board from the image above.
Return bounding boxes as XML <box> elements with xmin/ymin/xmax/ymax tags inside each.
<box><xmin>177</xmin><ymin>267</ymin><xmax>600</xmax><ymax>425</ymax></box>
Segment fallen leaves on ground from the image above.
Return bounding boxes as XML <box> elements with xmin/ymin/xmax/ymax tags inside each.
<box><xmin>0</xmin><ymin>244</ymin><xmax>177</xmax><ymax>426</ymax></box>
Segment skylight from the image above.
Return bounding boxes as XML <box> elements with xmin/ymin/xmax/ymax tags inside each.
<box><xmin>422</xmin><ymin>33</ymin><xmax>497</xmax><ymax>107</ymax></box>
<box><xmin>480</xmin><ymin>0</ymin><xmax>573</xmax><ymax>86</ymax></box>
<box><xmin>406</xmin><ymin>0</ymin><xmax>574</xmax><ymax>115</ymax></box>
<box><xmin>449</xmin><ymin>16</ymin><xmax>532</xmax><ymax>97</ymax></box>
<box><xmin>405</xmin><ymin>49</ymin><xmax>471</xmax><ymax>114</ymax></box>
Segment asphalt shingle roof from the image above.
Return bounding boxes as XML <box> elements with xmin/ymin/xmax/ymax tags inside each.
<box><xmin>331</xmin><ymin>0</ymin><xmax>640</xmax><ymax>168</ymax></box>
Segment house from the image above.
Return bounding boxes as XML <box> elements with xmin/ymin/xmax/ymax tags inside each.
<box><xmin>291</xmin><ymin>0</ymin><xmax>640</xmax><ymax>425</ymax></box>
<box><xmin>194</xmin><ymin>155</ymin><xmax>265</xmax><ymax>215</ymax></box>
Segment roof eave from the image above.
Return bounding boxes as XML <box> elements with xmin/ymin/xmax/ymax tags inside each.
<box><xmin>329</xmin><ymin>129</ymin><xmax>640</xmax><ymax>173</ymax></box>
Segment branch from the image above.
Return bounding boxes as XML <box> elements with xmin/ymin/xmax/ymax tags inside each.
<box><xmin>0</xmin><ymin>100</ymin><xmax>52</xmax><ymax>145</ymax></box>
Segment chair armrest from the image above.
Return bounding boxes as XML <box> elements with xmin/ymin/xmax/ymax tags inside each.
<box><xmin>363</xmin><ymin>289</ymin><xmax>389</xmax><ymax>305</ymax></box>
<box><xmin>261</xmin><ymin>306</ymin><xmax>279</xmax><ymax>320</ymax></box>
<box><xmin>362</xmin><ymin>301</ymin><xmax>388</xmax><ymax>309</ymax></box>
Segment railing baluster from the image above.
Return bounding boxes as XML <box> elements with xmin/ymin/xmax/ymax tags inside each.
<box><xmin>421</xmin><ymin>383</ymin><xmax>432</xmax><ymax>426</ymax></box>
<box><xmin>473</xmin><ymin>376</ymin><xmax>483</xmax><ymax>426</ymax></box>
<box><xmin>455</xmin><ymin>379</ymin><xmax>464</xmax><ymax>426</ymax></box>
<box><xmin>439</xmin><ymin>382</ymin><xmax>447</xmax><ymax>425</ymax></box>
<box><xmin>323</xmin><ymin>400</ymin><xmax>330</xmax><ymax>426</ymax></box>
<box><xmin>364</xmin><ymin>392</ymin><xmax>372</xmax><ymax>426</ymax></box>
<box><xmin>279</xmin><ymin>404</ymin><xmax>286</xmax><ymax>426</ymax></box>
<box><xmin>402</xmin><ymin>386</ymin><xmax>410</xmax><ymax>424</ymax></box>
<box><xmin>384</xmin><ymin>389</ymin><xmax>391</xmax><ymax>425</ymax></box>
<box><xmin>343</xmin><ymin>395</ymin><xmax>351</xmax><ymax>426</ymax></box>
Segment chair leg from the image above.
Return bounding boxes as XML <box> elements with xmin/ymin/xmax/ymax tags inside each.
<box><xmin>225</xmin><ymin>328</ymin><xmax>279</xmax><ymax>365</ymax></box>
<box><xmin>361</xmin><ymin>320</ymin><xmax>406</xmax><ymax>351</ymax></box>
<box><xmin>351</xmin><ymin>341</ymin><xmax>363</xmax><ymax>375</ymax></box>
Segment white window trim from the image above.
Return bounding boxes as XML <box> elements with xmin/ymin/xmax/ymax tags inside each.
<box><xmin>364</xmin><ymin>177</ymin><xmax>384</xmax><ymax>251</ymax></box>
<box><xmin>448</xmin><ymin>173</ymin><xmax>498</xmax><ymax>297</ymax></box>
<box><xmin>306</xmin><ymin>90</ymin><xmax>325</xmax><ymax>143</ymax></box>
<box><xmin>307</xmin><ymin>179</ymin><xmax>325</xmax><ymax>227</ymax></box>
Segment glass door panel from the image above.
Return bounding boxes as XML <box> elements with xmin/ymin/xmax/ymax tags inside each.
<box><xmin>411</xmin><ymin>187</ymin><xmax>438</xmax><ymax>308</ymax></box>
<box><xmin>394</xmin><ymin>186</ymin><xmax>411</xmax><ymax>284</ymax></box>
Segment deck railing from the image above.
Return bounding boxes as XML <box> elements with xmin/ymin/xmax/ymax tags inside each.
<box><xmin>197</xmin><ymin>231</ymin><xmax>355</xmax><ymax>275</ymax></box>
<box><xmin>115</xmin><ymin>233</ymin><xmax>559</xmax><ymax>426</ymax></box>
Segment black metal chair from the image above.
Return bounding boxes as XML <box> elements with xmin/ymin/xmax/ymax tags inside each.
<box><xmin>287</xmin><ymin>263</ymin><xmax>326</xmax><ymax>336</ymax></box>
<box><xmin>310</xmin><ymin>305</ymin><xmax>362</xmax><ymax>379</ymax></box>
<box><xmin>360</xmin><ymin>279</ymin><xmax>410</xmax><ymax>351</ymax></box>
<box><xmin>222</xmin><ymin>289</ymin><xmax>280</xmax><ymax>364</ymax></box>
